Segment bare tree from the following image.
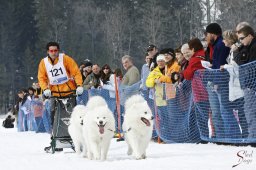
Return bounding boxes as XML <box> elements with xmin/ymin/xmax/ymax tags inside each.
<box><xmin>199</xmin><ymin>0</ymin><xmax>219</xmax><ymax>26</ymax></box>
<box><xmin>103</xmin><ymin>3</ymin><xmax>131</xmax><ymax>68</ymax></box>
<box><xmin>218</xmin><ymin>0</ymin><xmax>256</xmax><ymax>30</ymax></box>
<box><xmin>72</xmin><ymin>0</ymin><xmax>103</xmax><ymax>62</ymax></box>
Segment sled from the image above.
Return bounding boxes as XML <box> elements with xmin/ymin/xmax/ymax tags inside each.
<box><xmin>44</xmin><ymin>93</ymin><xmax>76</xmax><ymax>153</ymax></box>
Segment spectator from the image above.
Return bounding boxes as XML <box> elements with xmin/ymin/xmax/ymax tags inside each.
<box><xmin>220</xmin><ymin>30</ymin><xmax>248</xmax><ymax>138</ymax></box>
<box><xmin>205</xmin><ymin>23</ymin><xmax>241</xmax><ymax>138</ymax></box>
<box><xmin>145</xmin><ymin>54</ymin><xmax>167</xmax><ymax>143</ymax></box>
<box><xmin>236</xmin><ymin>25</ymin><xmax>256</xmax><ymax>138</ymax></box>
<box><xmin>83</xmin><ymin>64</ymin><xmax>102</xmax><ymax>90</ymax></box>
<box><xmin>121</xmin><ymin>55</ymin><xmax>140</xmax><ymax>86</ymax></box>
<box><xmin>32</xmin><ymin>82</ymin><xmax>42</xmax><ymax>97</ymax></box>
<box><xmin>140</xmin><ymin>53</ymin><xmax>152</xmax><ymax>100</ymax></box>
<box><xmin>175</xmin><ymin>46</ymin><xmax>188</xmax><ymax>72</ymax></box>
<box><xmin>146</xmin><ymin>54</ymin><xmax>167</xmax><ymax>106</ymax></box>
<box><xmin>82</xmin><ymin>61</ymin><xmax>93</xmax><ymax>82</ymax></box>
<box><xmin>101</xmin><ymin>64</ymin><xmax>112</xmax><ymax>84</ymax></box>
<box><xmin>17</xmin><ymin>89</ymin><xmax>31</xmax><ymax>131</ymax></box>
<box><xmin>179</xmin><ymin>38</ymin><xmax>210</xmax><ymax>138</ymax></box>
<box><xmin>28</xmin><ymin>87</ymin><xmax>35</xmax><ymax>100</ymax></box>
<box><xmin>206</xmin><ymin>23</ymin><xmax>230</xmax><ymax>69</ymax></box>
<box><xmin>236</xmin><ymin>25</ymin><xmax>256</xmax><ymax>64</ymax></box>
<box><xmin>232</xmin><ymin>22</ymin><xmax>251</xmax><ymax>64</ymax></box>
<box><xmin>158</xmin><ymin>48</ymin><xmax>180</xmax><ymax>84</ymax></box>
<box><xmin>147</xmin><ymin>44</ymin><xmax>159</xmax><ymax>71</ymax></box>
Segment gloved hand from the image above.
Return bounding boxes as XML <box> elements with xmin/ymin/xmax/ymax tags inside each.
<box><xmin>76</xmin><ymin>86</ymin><xmax>84</xmax><ymax>95</ymax></box>
<box><xmin>43</xmin><ymin>89</ymin><xmax>51</xmax><ymax>97</ymax></box>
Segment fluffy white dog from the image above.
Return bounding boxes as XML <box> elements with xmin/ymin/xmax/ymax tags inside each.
<box><xmin>68</xmin><ymin>105</ymin><xmax>87</xmax><ymax>155</ymax></box>
<box><xmin>82</xmin><ymin>96</ymin><xmax>115</xmax><ymax>160</ymax></box>
<box><xmin>123</xmin><ymin>95</ymin><xmax>154</xmax><ymax>159</ymax></box>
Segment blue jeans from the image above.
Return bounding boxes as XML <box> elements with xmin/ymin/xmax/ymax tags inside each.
<box><xmin>194</xmin><ymin>101</ymin><xmax>210</xmax><ymax>139</ymax></box>
<box><xmin>207</xmin><ymin>83</ymin><xmax>225</xmax><ymax>138</ymax></box>
<box><xmin>140</xmin><ymin>89</ymin><xmax>149</xmax><ymax>101</ymax></box>
<box><xmin>215</xmin><ymin>85</ymin><xmax>241</xmax><ymax>138</ymax></box>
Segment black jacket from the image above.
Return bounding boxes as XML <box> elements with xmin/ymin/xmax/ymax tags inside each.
<box><xmin>238</xmin><ymin>38</ymin><xmax>256</xmax><ymax>90</ymax></box>
<box><xmin>234</xmin><ymin>38</ymin><xmax>256</xmax><ymax>65</ymax></box>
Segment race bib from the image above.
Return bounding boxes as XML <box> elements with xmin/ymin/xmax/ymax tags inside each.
<box><xmin>44</xmin><ymin>54</ymin><xmax>69</xmax><ymax>85</ymax></box>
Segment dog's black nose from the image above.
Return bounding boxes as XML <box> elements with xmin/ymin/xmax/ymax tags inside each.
<box><xmin>151</xmin><ymin>116</ymin><xmax>154</xmax><ymax>120</ymax></box>
<box><xmin>99</xmin><ymin>120</ymin><xmax>103</xmax><ymax>125</ymax></box>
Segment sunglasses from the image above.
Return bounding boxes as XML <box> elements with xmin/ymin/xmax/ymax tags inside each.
<box><xmin>103</xmin><ymin>68</ymin><xmax>109</xmax><ymax>70</ymax></box>
<box><xmin>48</xmin><ymin>49</ymin><xmax>59</xmax><ymax>53</ymax></box>
<box><xmin>239</xmin><ymin>35</ymin><xmax>248</xmax><ymax>41</ymax></box>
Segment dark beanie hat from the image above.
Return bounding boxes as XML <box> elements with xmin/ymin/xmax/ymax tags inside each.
<box><xmin>84</xmin><ymin>61</ymin><xmax>93</xmax><ymax>67</ymax></box>
<box><xmin>159</xmin><ymin>48</ymin><xmax>176</xmax><ymax>58</ymax></box>
<box><xmin>206</xmin><ymin>23</ymin><xmax>222</xmax><ymax>35</ymax></box>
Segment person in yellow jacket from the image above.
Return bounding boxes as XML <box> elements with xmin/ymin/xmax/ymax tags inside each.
<box><xmin>146</xmin><ymin>54</ymin><xmax>167</xmax><ymax>106</ymax></box>
<box><xmin>146</xmin><ymin>49</ymin><xmax>180</xmax><ymax>106</ymax></box>
<box><xmin>38</xmin><ymin>42</ymin><xmax>83</xmax><ymax>97</ymax></box>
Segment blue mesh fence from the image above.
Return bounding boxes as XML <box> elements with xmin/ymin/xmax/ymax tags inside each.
<box><xmin>154</xmin><ymin>80</ymin><xmax>201</xmax><ymax>143</ymax></box>
<box><xmin>194</xmin><ymin>61</ymin><xmax>256</xmax><ymax>143</ymax></box>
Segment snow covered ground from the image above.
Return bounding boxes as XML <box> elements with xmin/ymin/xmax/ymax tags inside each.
<box><xmin>0</xmin><ymin>117</ymin><xmax>255</xmax><ymax>170</ymax></box>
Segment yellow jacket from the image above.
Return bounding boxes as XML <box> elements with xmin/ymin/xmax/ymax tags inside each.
<box><xmin>146</xmin><ymin>67</ymin><xmax>167</xmax><ymax>106</ymax></box>
<box><xmin>38</xmin><ymin>54</ymin><xmax>82</xmax><ymax>97</ymax></box>
<box><xmin>159</xmin><ymin>61</ymin><xmax>180</xmax><ymax>83</ymax></box>
<box><xmin>146</xmin><ymin>66</ymin><xmax>163</xmax><ymax>88</ymax></box>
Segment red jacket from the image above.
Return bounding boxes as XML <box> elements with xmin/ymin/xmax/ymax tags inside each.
<box><xmin>182</xmin><ymin>50</ymin><xmax>208</xmax><ymax>103</ymax></box>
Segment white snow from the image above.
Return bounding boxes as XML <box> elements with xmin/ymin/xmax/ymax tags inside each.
<box><xmin>0</xmin><ymin>118</ymin><xmax>255</xmax><ymax>170</ymax></box>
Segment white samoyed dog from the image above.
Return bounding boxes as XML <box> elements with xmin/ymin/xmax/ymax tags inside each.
<box><xmin>68</xmin><ymin>105</ymin><xmax>87</xmax><ymax>155</ymax></box>
<box><xmin>123</xmin><ymin>94</ymin><xmax>154</xmax><ymax>159</ymax></box>
<box><xmin>82</xmin><ymin>96</ymin><xmax>115</xmax><ymax>160</ymax></box>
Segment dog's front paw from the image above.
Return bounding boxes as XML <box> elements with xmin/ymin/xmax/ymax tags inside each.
<box><xmin>135</xmin><ymin>156</ymin><xmax>142</xmax><ymax>160</ymax></box>
<box><xmin>75</xmin><ymin>150</ymin><xmax>81</xmax><ymax>155</ymax></box>
<box><xmin>127</xmin><ymin>148</ymin><xmax>132</xmax><ymax>155</ymax></box>
<box><xmin>134</xmin><ymin>154</ymin><xmax>143</xmax><ymax>160</ymax></box>
<box><xmin>82</xmin><ymin>151</ymin><xmax>87</xmax><ymax>158</ymax></box>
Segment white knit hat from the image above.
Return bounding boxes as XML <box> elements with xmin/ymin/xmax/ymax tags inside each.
<box><xmin>156</xmin><ymin>54</ymin><xmax>165</xmax><ymax>62</ymax></box>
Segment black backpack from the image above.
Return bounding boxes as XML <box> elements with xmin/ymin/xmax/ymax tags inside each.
<box><xmin>2</xmin><ymin>115</ymin><xmax>15</xmax><ymax>128</ymax></box>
